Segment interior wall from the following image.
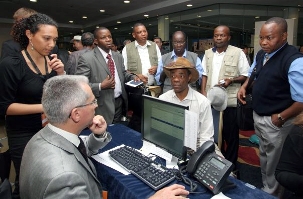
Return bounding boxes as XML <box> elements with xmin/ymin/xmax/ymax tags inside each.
<box><xmin>0</xmin><ymin>25</ymin><xmax>13</xmax><ymax>57</ymax></box>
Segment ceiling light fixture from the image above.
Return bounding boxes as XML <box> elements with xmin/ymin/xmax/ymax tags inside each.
<box><xmin>29</xmin><ymin>0</ymin><xmax>37</xmax><ymax>2</ymax></box>
<box><xmin>82</xmin><ymin>16</ymin><xmax>87</xmax><ymax>19</ymax></box>
<box><xmin>124</xmin><ymin>0</ymin><xmax>130</xmax><ymax>3</ymax></box>
<box><xmin>114</xmin><ymin>28</ymin><xmax>118</xmax><ymax>29</ymax></box>
<box><xmin>207</xmin><ymin>10</ymin><xmax>212</xmax><ymax>12</ymax></box>
<box><xmin>144</xmin><ymin>14</ymin><xmax>149</xmax><ymax>17</ymax></box>
<box><xmin>117</xmin><ymin>21</ymin><xmax>121</xmax><ymax>23</ymax></box>
<box><xmin>69</xmin><ymin>21</ymin><xmax>73</xmax><ymax>23</ymax></box>
<box><xmin>255</xmin><ymin>16</ymin><xmax>260</xmax><ymax>19</ymax></box>
<box><xmin>96</xmin><ymin>26</ymin><xmax>99</xmax><ymax>28</ymax></box>
<box><xmin>100</xmin><ymin>10</ymin><xmax>105</xmax><ymax>12</ymax></box>
<box><xmin>187</xmin><ymin>4</ymin><xmax>192</xmax><ymax>7</ymax></box>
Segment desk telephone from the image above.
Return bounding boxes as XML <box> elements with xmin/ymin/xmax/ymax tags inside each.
<box><xmin>186</xmin><ymin>141</ymin><xmax>234</xmax><ymax>194</ymax></box>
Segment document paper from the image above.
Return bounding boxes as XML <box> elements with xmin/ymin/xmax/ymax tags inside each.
<box><xmin>184</xmin><ymin>110</ymin><xmax>198</xmax><ymax>151</ymax></box>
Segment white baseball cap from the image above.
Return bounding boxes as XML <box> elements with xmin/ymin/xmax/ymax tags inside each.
<box><xmin>207</xmin><ymin>86</ymin><xmax>227</xmax><ymax>111</ymax></box>
<box><xmin>70</xmin><ymin>35</ymin><xmax>82</xmax><ymax>43</ymax></box>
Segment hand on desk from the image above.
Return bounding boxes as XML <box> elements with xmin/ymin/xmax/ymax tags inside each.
<box><xmin>149</xmin><ymin>184</ymin><xmax>189</xmax><ymax>199</ymax></box>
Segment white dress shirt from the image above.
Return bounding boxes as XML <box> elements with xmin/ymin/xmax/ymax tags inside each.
<box><xmin>122</xmin><ymin>40</ymin><xmax>162</xmax><ymax>76</ymax></box>
<box><xmin>98</xmin><ymin>47</ymin><xmax>122</xmax><ymax>98</ymax></box>
<box><xmin>159</xmin><ymin>86</ymin><xmax>214</xmax><ymax>149</ymax></box>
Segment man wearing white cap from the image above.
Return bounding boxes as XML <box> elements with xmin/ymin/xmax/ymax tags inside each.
<box><xmin>70</xmin><ymin>35</ymin><xmax>84</xmax><ymax>51</ymax></box>
<box><xmin>159</xmin><ymin>57</ymin><xmax>222</xmax><ymax>155</ymax></box>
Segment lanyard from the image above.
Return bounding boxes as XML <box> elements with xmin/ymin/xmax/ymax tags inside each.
<box><xmin>24</xmin><ymin>49</ymin><xmax>49</xmax><ymax>76</ymax></box>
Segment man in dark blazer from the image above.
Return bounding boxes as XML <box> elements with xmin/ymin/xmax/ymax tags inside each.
<box><xmin>1</xmin><ymin>8</ymin><xmax>37</xmax><ymax>60</ymax></box>
<box><xmin>77</xmin><ymin>27</ymin><xmax>135</xmax><ymax>125</ymax></box>
<box><xmin>19</xmin><ymin>75</ymin><xmax>112</xmax><ymax>199</ymax></box>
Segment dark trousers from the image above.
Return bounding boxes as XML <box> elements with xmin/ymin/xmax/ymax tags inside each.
<box><xmin>221</xmin><ymin>107</ymin><xmax>239</xmax><ymax>169</ymax></box>
<box><xmin>113</xmin><ymin>96</ymin><xmax>123</xmax><ymax>124</ymax></box>
<box><xmin>7</xmin><ymin>133</ymin><xmax>33</xmax><ymax>199</ymax></box>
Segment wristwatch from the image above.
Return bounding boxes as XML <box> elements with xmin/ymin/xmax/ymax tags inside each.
<box><xmin>278</xmin><ymin>113</ymin><xmax>285</xmax><ymax>122</ymax></box>
<box><xmin>94</xmin><ymin>132</ymin><xmax>107</xmax><ymax>138</ymax></box>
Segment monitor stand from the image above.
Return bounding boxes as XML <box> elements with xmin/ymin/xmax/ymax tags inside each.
<box><xmin>140</xmin><ymin>140</ymin><xmax>178</xmax><ymax>168</ymax></box>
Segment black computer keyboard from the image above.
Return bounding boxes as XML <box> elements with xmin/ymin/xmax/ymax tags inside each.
<box><xmin>109</xmin><ymin>145</ymin><xmax>175</xmax><ymax>190</ymax></box>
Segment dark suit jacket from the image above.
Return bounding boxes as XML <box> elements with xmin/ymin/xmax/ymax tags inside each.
<box><xmin>20</xmin><ymin>125</ymin><xmax>111</xmax><ymax>199</ymax></box>
<box><xmin>76</xmin><ymin>48</ymin><xmax>133</xmax><ymax>124</ymax></box>
<box><xmin>0</xmin><ymin>39</ymin><xmax>21</xmax><ymax>60</ymax></box>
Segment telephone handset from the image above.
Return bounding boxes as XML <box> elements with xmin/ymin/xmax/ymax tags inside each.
<box><xmin>186</xmin><ymin>141</ymin><xmax>234</xmax><ymax>194</ymax></box>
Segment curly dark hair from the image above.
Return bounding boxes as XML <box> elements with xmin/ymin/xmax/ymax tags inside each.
<box><xmin>11</xmin><ymin>13</ymin><xmax>58</xmax><ymax>49</ymax></box>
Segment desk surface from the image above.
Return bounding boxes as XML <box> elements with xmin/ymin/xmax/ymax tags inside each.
<box><xmin>81</xmin><ymin>124</ymin><xmax>276</xmax><ymax>199</ymax></box>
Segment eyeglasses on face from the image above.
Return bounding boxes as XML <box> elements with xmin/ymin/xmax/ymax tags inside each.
<box><xmin>75</xmin><ymin>99</ymin><xmax>98</xmax><ymax>108</ymax></box>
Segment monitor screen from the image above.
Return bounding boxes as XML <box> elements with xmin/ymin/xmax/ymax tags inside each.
<box><xmin>141</xmin><ymin>95</ymin><xmax>188</xmax><ymax>161</ymax></box>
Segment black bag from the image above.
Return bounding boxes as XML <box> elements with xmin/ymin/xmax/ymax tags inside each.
<box><xmin>125</xmin><ymin>84</ymin><xmax>151</xmax><ymax>115</ymax></box>
<box><xmin>237</xmin><ymin>93</ymin><xmax>254</xmax><ymax>130</ymax></box>
<box><xmin>237</xmin><ymin>67</ymin><xmax>257</xmax><ymax>131</ymax></box>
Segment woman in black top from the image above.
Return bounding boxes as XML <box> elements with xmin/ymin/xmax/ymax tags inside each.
<box><xmin>275</xmin><ymin>112</ymin><xmax>303</xmax><ymax>198</ymax></box>
<box><xmin>0</xmin><ymin>13</ymin><xmax>65</xmax><ymax>199</ymax></box>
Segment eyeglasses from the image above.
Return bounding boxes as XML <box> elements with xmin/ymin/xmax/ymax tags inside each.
<box><xmin>172</xmin><ymin>41</ymin><xmax>186</xmax><ymax>45</ymax></box>
<box><xmin>75</xmin><ymin>99</ymin><xmax>98</xmax><ymax>108</ymax></box>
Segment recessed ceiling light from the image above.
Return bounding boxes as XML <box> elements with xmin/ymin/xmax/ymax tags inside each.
<box><xmin>29</xmin><ymin>0</ymin><xmax>37</xmax><ymax>2</ymax></box>
<box><xmin>207</xmin><ymin>10</ymin><xmax>212</xmax><ymax>12</ymax></box>
<box><xmin>114</xmin><ymin>28</ymin><xmax>118</xmax><ymax>29</ymax></box>
<box><xmin>255</xmin><ymin>16</ymin><xmax>260</xmax><ymax>19</ymax></box>
<box><xmin>165</xmin><ymin>17</ymin><xmax>169</xmax><ymax>20</ymax></box>
<box><xmin>100</xmin><ymin>10</ymin><xmax>105</xmax><ymax>12</ymax></box>
<box><xmin>197</xmin><ymin>15</ymin><xmax>201</xmax><ymax>17</ymax></box>
<box><xmin>96</xmin><ymin>26</ymin><xmax>99</xmax><ymax>28</ymax></box>
<box><xmin>117</xmin><ymin>21</ymin><xmax>121</xmax><ymax>23</ymax></box>
<box><xmin>124</xmin><ymin>0</ymin><xmax>130</xmax><ymax>3</ymax></box>
<box><xmin>149</xmin><ymin>24</ymin><xmax>152</xmax><ymax>25</ymax></box>
<box><xmin>187</xmin><ymin>4</ymin><xmax>192</xmax><ymax>7</ymax></box>
<box><xmin>82</xmin><ymin>16</ymin><xmax>87</xmax><ymax>19</ymax></box>
<box><xmin>69</xmin><ymin>21</ymin><xmax>73</xmax><ymax>23</ymax></box>
<box><xmin>144</xmin><ymin>14</ymin><xmax>149</xmax><ymax>17</ymax></box>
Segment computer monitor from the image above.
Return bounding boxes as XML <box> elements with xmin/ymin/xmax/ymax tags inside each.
<box><xmin>141</xmin><ymin>95</ymin><xmax>188</xmax><ymax>161</ymax></box>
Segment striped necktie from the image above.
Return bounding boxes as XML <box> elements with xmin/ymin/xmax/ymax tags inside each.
<box><xmin>263</xmin><ymin>54</ymin><xmax>269</xmax><ymax>65</ymax></box>
<box><xmin>106</xmin><ymin>54</ymin><xmax>115</xmax><ymax>77</ymax></box>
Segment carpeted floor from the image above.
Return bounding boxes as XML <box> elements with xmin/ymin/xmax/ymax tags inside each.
<box><xmin>237</xmin><ymin>130</ymin><xmax>263</xmax><ymax>189</ymax></box>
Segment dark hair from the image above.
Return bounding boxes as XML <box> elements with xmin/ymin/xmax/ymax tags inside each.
<box><xmin>215</xmin><ymin>25</ymin><xmax>230</xmax><ymax>36</ymax></box>
<box><xmin>153</xmin><ymin>36</ymin><xmax>162</xmax><ymax>42</ymax></box>
<box><xmin>81</xmin><ymin>32</ymin><xmax>94</xmax><ymax>46</ymax></box>
<box><xmin>265</xmin><ymin>17</ymin><xmax>287</xmax><ymax>33</ymax></box>
<box><xmin>241</xmin><ymin>44</ymin><xmax>248</xmax><ymax>49</ymax></box>
<box><xmin>93</xmin><ymin>27</ymin><xmax>109</xmax><ymax>38</ymax></box>
<box><xmin>133</xmin><ymin>23</ymin><xmax>145</xmax><ymax>32</ymax></box>
<box><xmin>172</xmin><ymin>31</ymin><xmax>187</xmax><ymax>40</ymax></box>
<box><xmin>11</xmin><ymin>13</ymin><xmax>58</xmax><ymax>49</ymax></box>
